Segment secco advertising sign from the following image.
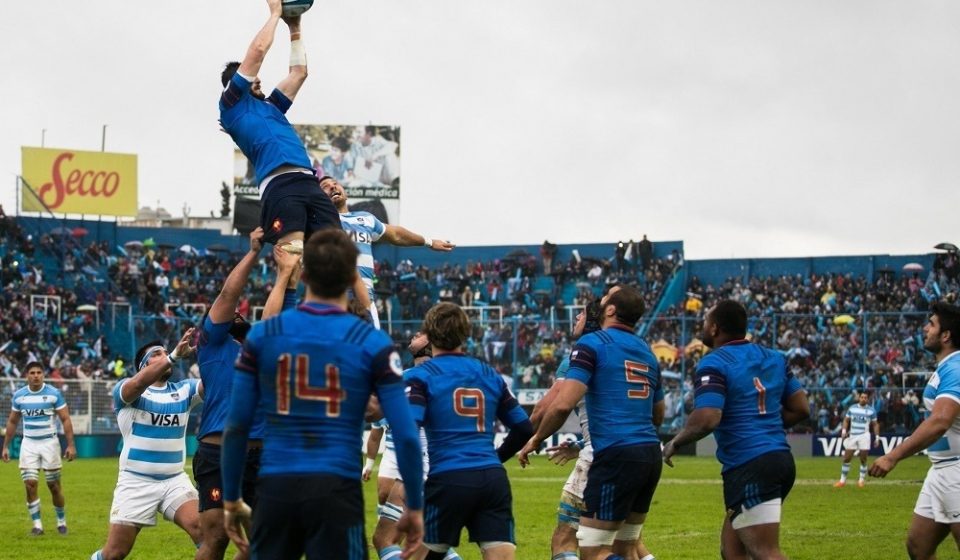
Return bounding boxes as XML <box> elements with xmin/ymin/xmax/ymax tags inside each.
<box><xmin>21</xmin><ymin>147</ymin><xmax>138</xmax><ymax>217</ymax></box>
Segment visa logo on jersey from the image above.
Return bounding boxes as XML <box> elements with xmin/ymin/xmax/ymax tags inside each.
<box><xmin>347</xmin><ymin>229</ymin><xmax>375</xmax><ymax>244</ymax></box>
<box><xmin>150</xmin><ymin>413</ymin><xmax>181</xmax><ymax>426</ymax></box>
<box><xmin>22</xmin><ymin>409</ymin><xmax>48</xmax><ymax>417</ymax></box>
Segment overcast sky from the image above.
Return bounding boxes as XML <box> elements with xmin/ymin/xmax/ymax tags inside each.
<box><xmin>2</xmin><ymin>0</ymin><xmax>958</xmax><ymax>259</ymax></box>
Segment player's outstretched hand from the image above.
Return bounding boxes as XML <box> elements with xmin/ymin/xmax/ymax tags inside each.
<box><xmin>174</xmin><ymin>328</ymin><xmax>197</xmax><ymax>360</ymax></box>
<box><xmin>396</xmin><ymin>508</ymin><xmax>424</xmax><ymax>559</ymax></box>
<box><xmin>273</xmin><ymin>244</ymin><xmax>301</xmax><ymax>273</ymax></box>
<box><xmin>868</xmin><ymin>455</ymin><xmax>897</xmax><ymax>478</ymax></box>
<box><xmin>223</xmin><ymin>499</ymin><xmax>253</xmax><ymax>554</ymax></box>
<box><xmin>361</xmin><ymin>460</ymin><xmax>374</xmax><ymax>482</ymax></box>
<box><xmin>429</xmin><ymin>240</ymin><xmax>456</xmax><ymax>252</ymax></box>
<box><xmin>662</xmin><ymin>439</ymin><xmax>678</xmax><ymax>468</ymax></box>
<box><xmin>249</xmin><ymin>227</ymin><xmax>264</xmax><ymax>254</ymax></box>
<box><xmin>545</xmin><ymin>441</ymin><xmax>579</xmax><ymax>466</ymax></box>
<box><xmin>63</xmin><ymin>444</ymin><xmax>77</xmax><ymax>462</ymax></box>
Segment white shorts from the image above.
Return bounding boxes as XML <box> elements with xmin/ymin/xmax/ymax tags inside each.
<box><xmin>109</xmin><ymin>470</ymin><xmax>198</xmax><ymax>527</ymax></box>
<box><xmin>843</xmin><ymin>432</ymin><xmax>872</xmax><ymax>452</ymax></box>
<box><xmin>19</xmin><ymin>436</ymin><xmax>62</xmax><ymax>471</ymax></box>
<box><xmin>378</xmin><ymin>446</ymin><xmax>430</xmax><ymax>482</ymax></box>
<box><xmin>915</xmin><ymin>462</ymin><xmax>960</xmax><ymax>524</ymax></box>
<box><xmin>562</xmin><ymin>455</ymin><xmax>592</xmax><ymax>500</ymax></box>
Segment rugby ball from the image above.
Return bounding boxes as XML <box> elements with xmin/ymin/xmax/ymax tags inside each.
<box><xmin>282</xmin><ymin>0</ymin><xmax>314</xmax><ymax>17</ymax></box>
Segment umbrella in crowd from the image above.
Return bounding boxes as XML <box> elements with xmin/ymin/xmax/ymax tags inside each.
<box><xmin>143</xmin><ymin>238</ymin><xmax>156</xmax><ymax>248</ymax></box>
<box><xmin>179</xmin><ymin>244</ymin><xmax>198</xmax><ymax>255</ymax></box>
<box><xmin>157</xmin><ymin>242</ymin><xmax>176</xmax><ymax>250</ymax></box>
<box><xmin>115</xmin><ymin>245</ymin><xmax>128</xmax><ymax>257</ymax></box>
<box><xmin>71</xmin><ymin>227</ymin><xmax>89</xmax><ymax>237</ymax></box>
<box><xmin>934</xmin><ymin>242</ymin><xmax>959</xmax><ymax>253</ymax></box>
<box><xmin>124</xmin><ymin>240</ymin><xmax>144</xmax><ymax>250</ymax></box>
<box><xmin>785</xmin><ymin>346</ymin><xmax>811</xmax><ymax>359</ymax></box>
<box><xmin>49</xmin><ymin>227</ymin><xmax>72</xmax><ymax>236</ymax></box>
<box><xmin>902</xmin><ymin>263</ymin><xmax>924</xmax><ymax>272</ymax></box>
<box><xmin>833</xmin><ymin>314</ymin><xmax>856</xmax><ymax>326</ymax></box>
<box><xmin>77</xmin><ymin>304</ymin><xmax>98</xmax><ymax>312</ymax></box>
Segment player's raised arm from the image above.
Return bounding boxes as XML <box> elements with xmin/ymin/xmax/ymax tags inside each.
<box><xmin>119</xmin><ymin>329</ymin><xmax>196</xmax><ymax>404</ymax></box>
<box><xmin>238</xmin><ymin>0</ymin><xmax>283</xmax><ymax>79</ymax></box>
<box><xmin>382</xmin><ymin>224</ymin><xmax>455</xmax><ymax>252</ymax></box>
<box><xmin>209</xmin><ymin>228</ymin><xmax>263</xmax><ymax>324</ymax></box>
<box><xmin>274</xmin><ymin>14</ymin><xmax>308</xmax><ymax>101</ymax></box>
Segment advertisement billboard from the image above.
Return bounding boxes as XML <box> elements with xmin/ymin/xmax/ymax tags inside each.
<box><xmin>233</xmin><ymin>124</ymin><xmax>400</xmax><ymax>226</ymax></box>
<box><xmin>21</xmin><ymin>147</ymin><xmax>138</xmax><ymax>217</ymax></box>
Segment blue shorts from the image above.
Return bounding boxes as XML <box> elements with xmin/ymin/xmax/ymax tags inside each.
<box><xmin>251</xmin><ymin>474</ymin><xmax>367</xmax><ymax>560</ymax></box>
<box><xmin>260</xmin><ymin>172</ymin><xmax>340</xmax><ymax>245</ymax></box>
<box><xmin>722</xmin><ymin>450</ymin><xmax>795</xmax><ymax>520</ymax></box>
<box><xmin>582</xmin><ymin>443</ymin><xmax>662</xmax><ymax>522</ymax></box>
<box><xmin>192</xmin><ymin>441</ymin><xmax>260</xmax><ymax>512</ymax></box>
<box><xmin>424</xmin><ymin>467</ymin><xmax>514</xmax><ymax>547</ymax></box>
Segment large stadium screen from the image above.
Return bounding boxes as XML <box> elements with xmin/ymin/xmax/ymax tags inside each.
<box><xmin>232</xmin><ymin>123</ymin><xmax>401</xmax><ymax>234</ymax></box>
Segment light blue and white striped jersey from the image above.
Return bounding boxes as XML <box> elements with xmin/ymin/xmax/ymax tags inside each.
<box><xmin>373</xmin><ymin>418</ymin><xmax>395</xmax><ymax>452</ymax></box>
<box><xmin>924</xmin><ymin>351</ymin><xmax>960</xmax><ymax>466</ymax></box>
<box><xmin>112</xmin><ymin>379</ymin><xmax>202</xmax><ymax>479</ymax></box>
<box><xmin>11</xmin><ymin>384</ymin><xmax>66</xmax><ymax>439</ymax></box>
<box><xmin>844</xmin><ymin>404</ymin><xmax>876</xmax><ymax>436</ymax></box>
<box><xmin>339</xmin><ymin>211</ymin><xmax>385</xmax><ymax>300</ymax></box>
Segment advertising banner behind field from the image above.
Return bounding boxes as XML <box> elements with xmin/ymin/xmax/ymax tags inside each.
<box><xmin>812</xmin><ymin>433</ymin><xmax>916</xmax><ymax>457</ymax></box>
<box><xmin>233</xmin><ymin>124</ymin><xmax>401</xmax><ymax>225</ymax></box>
<box><xmin>21</xmin><ymin>147</ymin><xmax>138</xmax><ymax>217</ymax></box>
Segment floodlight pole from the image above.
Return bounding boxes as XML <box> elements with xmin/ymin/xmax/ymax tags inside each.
<box><xmin>101</xmin><ymin>125</ymin><xmax>107</xmax><ymax>152</ymax></box>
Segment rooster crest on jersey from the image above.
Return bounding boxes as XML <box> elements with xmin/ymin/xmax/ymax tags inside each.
<box><xmin>282</xmin><ymin>0</ymin><xmax>314</xmax><ymax>17</ymax></box>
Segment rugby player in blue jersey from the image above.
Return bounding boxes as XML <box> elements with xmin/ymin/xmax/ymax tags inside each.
<box><xmin>520</xmin><ymin>286</ymin><xmax>664</xmax><ymax>560</ymax></box>
<box><xmin>193</xmin><ymin>228</ymin><xmax>266</xmax><ymax>560</ymax></box>
<box><xmin>404</xmin><ymin>302</ymin><xmax>533</xmax><ymax>560</ymax></box>
<box><xmin>870</xmin><ymin>302</ymin><xmax>960</xmax><ymax>559</ymax></box>
<box><xmin>663</xmin><ymin>300</ymin><xmax>809</xmax><ymax>560</ymax></box>
<box><xmin>219</xmin><ymin>0</ymin><xmax>340</xmax><ymax>251</ymax></box>
<box><xmin>319</xmin><ymin>176</ymin><xmax>455</xmax><ymax>328</ymax></box>
<box><xmin>221</xmin><ymin>229</ymin><xmax>424</xmax><ymax>559</ymax></box>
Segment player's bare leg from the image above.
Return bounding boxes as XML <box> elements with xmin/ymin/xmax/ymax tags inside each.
<box><xmin>734</xmin><ymin>522</ymin><xmax>786</xmax><ymax>560</ymax></box>
<box><xmin>720</xmin><ymin>515</ymin><xmax>748</xmax><ymax>560</ymax></box>
<box><xmin>45</xmin><ymin>471</ymin><xmax>68</xmax><ymax>533</ymax></box>
<box><xmin>856</xmin><ymin>450</ymin><xmax>869</xmax><ymax>487</ymax></box>
<box><xmin>97</xmin><ymin>523</ymin><xmax>141</xmax><ymax>560</ymax></box>
<box><xmin>577</xmin><ymin>518</ymin><xmax>622</xmax><ymax>560</ymax></box>
<box><xmin>834</xmin><ymin>449</ymin><xmax>856</xmax><ymax>488</ymax></box>
<box><xmin>480</xmin><ymin>542</ymin><xmax>515</xmax><ymax>560</ymax></box>
<box><xmin>22</xmin><ymin>475</ymin><xmax>43</xmax><ymax>533</ymax></box>
<box><xmin>172</xmin><ymin>500</ymin><xmax>203</xmax><ymax>546</ymax></box>
<box><xmin>377</xmin><ymin>476</ymin><xmax>398</xmax><ymax>508</ymax></box>
<box><xmin>906</xmin><ymin>513</ymin><xmax>949</xmax><ymax>560</ymax></box>
<box><xmin>551</xmin><ymin>523</ymin><xmax>578</xmax><ymax>558</ymax></box>
<box><xmin>612</xmin><ymin>511</ymin><xmax>650</xmax><ymax>560</ymax></box>
<box><xmin>373</xmin><ymin>482</ymin><xmax>405</xmax><ymax>552</ymax></box>
<box><xmin>276</xmin><ymin>230</ymin><xmax>305</xmax><ymax>256</ymax></box>
<box><xmin>196</xmin><ymin>508</ymin><xmax>249</xmax><ymax>560</ymax></box>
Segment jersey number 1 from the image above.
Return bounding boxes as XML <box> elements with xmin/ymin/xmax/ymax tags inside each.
<box><xmin>753</xmin><ymin>377</ymin><xmax>767</xmax><ymax>414</ymax></box>
<box><xmin>276</xmin><ymin>353</ymin><xmax>345</xmax><ymax>417</ymax></box>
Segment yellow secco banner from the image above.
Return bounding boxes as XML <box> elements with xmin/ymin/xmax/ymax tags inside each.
<box><xmin>21</xmin><ymin>147</ymin><xmax>138</xmax><ymax>217</ymax></box>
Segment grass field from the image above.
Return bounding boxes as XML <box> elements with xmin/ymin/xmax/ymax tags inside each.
<box><xmin>0</xmin><ymin>455</ymin><xmax>950</xmax><ymax>559</ymax></box>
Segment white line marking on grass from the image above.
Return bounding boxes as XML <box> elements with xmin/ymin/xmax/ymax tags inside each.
<box><xmin>516</xmin><ymin>477</ymin><xmax>922</xmax><ymax>486</ymax></box>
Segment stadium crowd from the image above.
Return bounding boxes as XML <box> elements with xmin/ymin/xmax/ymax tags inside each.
<box><xmin>2</xmin><ymin>210</ymin><xmax>958</xmax><ymax>436</ymax></box>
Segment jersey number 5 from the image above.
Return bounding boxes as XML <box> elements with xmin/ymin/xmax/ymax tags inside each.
<box><xmin>454</xmin><ymin>388</ymin><xmax>486</xmax><ymax>432</ymax></box>
<box><xmin>276</xmin><ymin>353</ymin><xmax>345</xmax><ymax>417</ymax></box>
<box><xmin>624</xmin><ymin>360</ymin><xmax>651</xmax><ymax>399</ymax></box>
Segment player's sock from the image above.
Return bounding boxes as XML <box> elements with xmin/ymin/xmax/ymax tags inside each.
<box><xmin>553</xmin><ymin>553</ymin><xmax>579</xmax><ymax>560</ymax></box>
<box><xmin>859</xmin><ymin>464</ymin><xmax>867</xmax><ymax>481</ymax></box>
<box><xmin>378</xmin><ymin>545</ymin><xmax>403</xmax><ymax>560</ymax></box>
<box><xmin>640</xmin><ymin>555</ymin><xmax>656</xmax><ymax>560</ymax></box>
<box><xmin>27</xmin><ymin>500</ymin><xmax>42</xmax><ymax>528</ymax></box>
<box><xmin>442</xmin><ymin>549</ymin><xmax>462</xmax><ymax>560</ymax></box>
<box><xmin>90</xmin><ymin>551</ymin><xmax>104</xmax><ymax>560</ymax></box>
<box><xmin>55</xmin><ymin>506</ymin><xmax>66</xmax><ymax>527</ymax></box>
<box><xmin>839</xmin><ymin>463</ymin><xmax>850</xmax><ymax>483</ymax></box>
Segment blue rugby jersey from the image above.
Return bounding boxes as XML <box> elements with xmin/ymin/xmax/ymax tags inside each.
<box><xmin>565</xmin><ymin>326</ymin><xmax>663</xmax><ymax>452</ymax></box>
<box><xmin>923</xmin><ymin>351</ymin><xmax>960</xmax><ymax>466</ymax></box>
<box><xmin>694</xmin><ymin>340</ymin><xmax>803</xmax><ymax>472</ymax></box>
<box><xmin>11</xmin><ymin>384</ymin><xmax>66</xmax><ymax>439</ymax></box>
<box><xmin>222</xmin><ymin>302</ymin><xmax>423</xmax><ymax>507</ymax></box>
<box><xmin>196</xmin><ymin>316</ymin><xmax>265</xmax><ymax>440</ymax></box>
<box><xmin>112</xmin><ymin>379</ymin><xmax>202</xmax><ymax>479</ymax></box>
<box><xmin>338</xmin><ymin>211</ymin><xmax>385</xmax><ymax>301</ymax></box>
<box><xmin>219</xmin><ymin>72</ymin><xmax>312</xmax><ymax>186</ymax></box>
<box><xmin>405</xmin><ymin>354</ymin><xmax>529</xmax><ymax>475</ymax></box>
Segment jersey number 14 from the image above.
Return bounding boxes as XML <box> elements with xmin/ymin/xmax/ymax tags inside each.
<box><xmin>276</xmin><ymin>353</ymin><xmax>345</xmax><ymax>417</ymax></box>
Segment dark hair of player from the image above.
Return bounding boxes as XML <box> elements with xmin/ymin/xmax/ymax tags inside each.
<box><xmin>134</xmin><ymin>340</ymin><xmax>164</xmax><ymax>372</ymax></box>
<box><xmin>302</xmin><ymin>229</ymin><xmax>360</xmax><ymax>298</ymax></box>
<box><xmin>221</xmin><ymin>61</ymin><xmax>241</xmax><ymax>88</ymax></box>
<box><xmin>24</xmin><ymin>361</ymin><xmax>44</xmax><ymax>372</ymax></box>
<box><xmin>711</xmin><ymin>299</ymin><xmax>748</xmax><ymax>339</ymax></box>
<box><xmin>422</xmin><ymin>302</ymin><xmax>471</xmax><ymax>351</ymax></box>
<box><xmin>605</xmin><ymin>286</ymin><xmax>646</xmax><ymax>328</ymax></box>
<box><xmin>932</xmin><ymin>302</ymin><xmax>960</xmax><ymax>348</ymax></box>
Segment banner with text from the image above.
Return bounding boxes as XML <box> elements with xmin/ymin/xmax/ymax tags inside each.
<box><xmin>233</xmin><ymin>123</ymin><xmax>401</xmax><ymax>224</ymax></box>
<box><xmin>21</xmin><ymin>147</ymin><xmax>138</xmax><ymax>217</ymax></box>
<box><xmin>812</xmin><ymin>433</ymin><xmax>920</xmax><ymax>457</ymax></box>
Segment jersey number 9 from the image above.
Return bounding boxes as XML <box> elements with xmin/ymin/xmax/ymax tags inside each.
<box><xmin>453</xmin><ymin>388</ymin><xmax>485</xmax><ymax>432</ymax></box>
